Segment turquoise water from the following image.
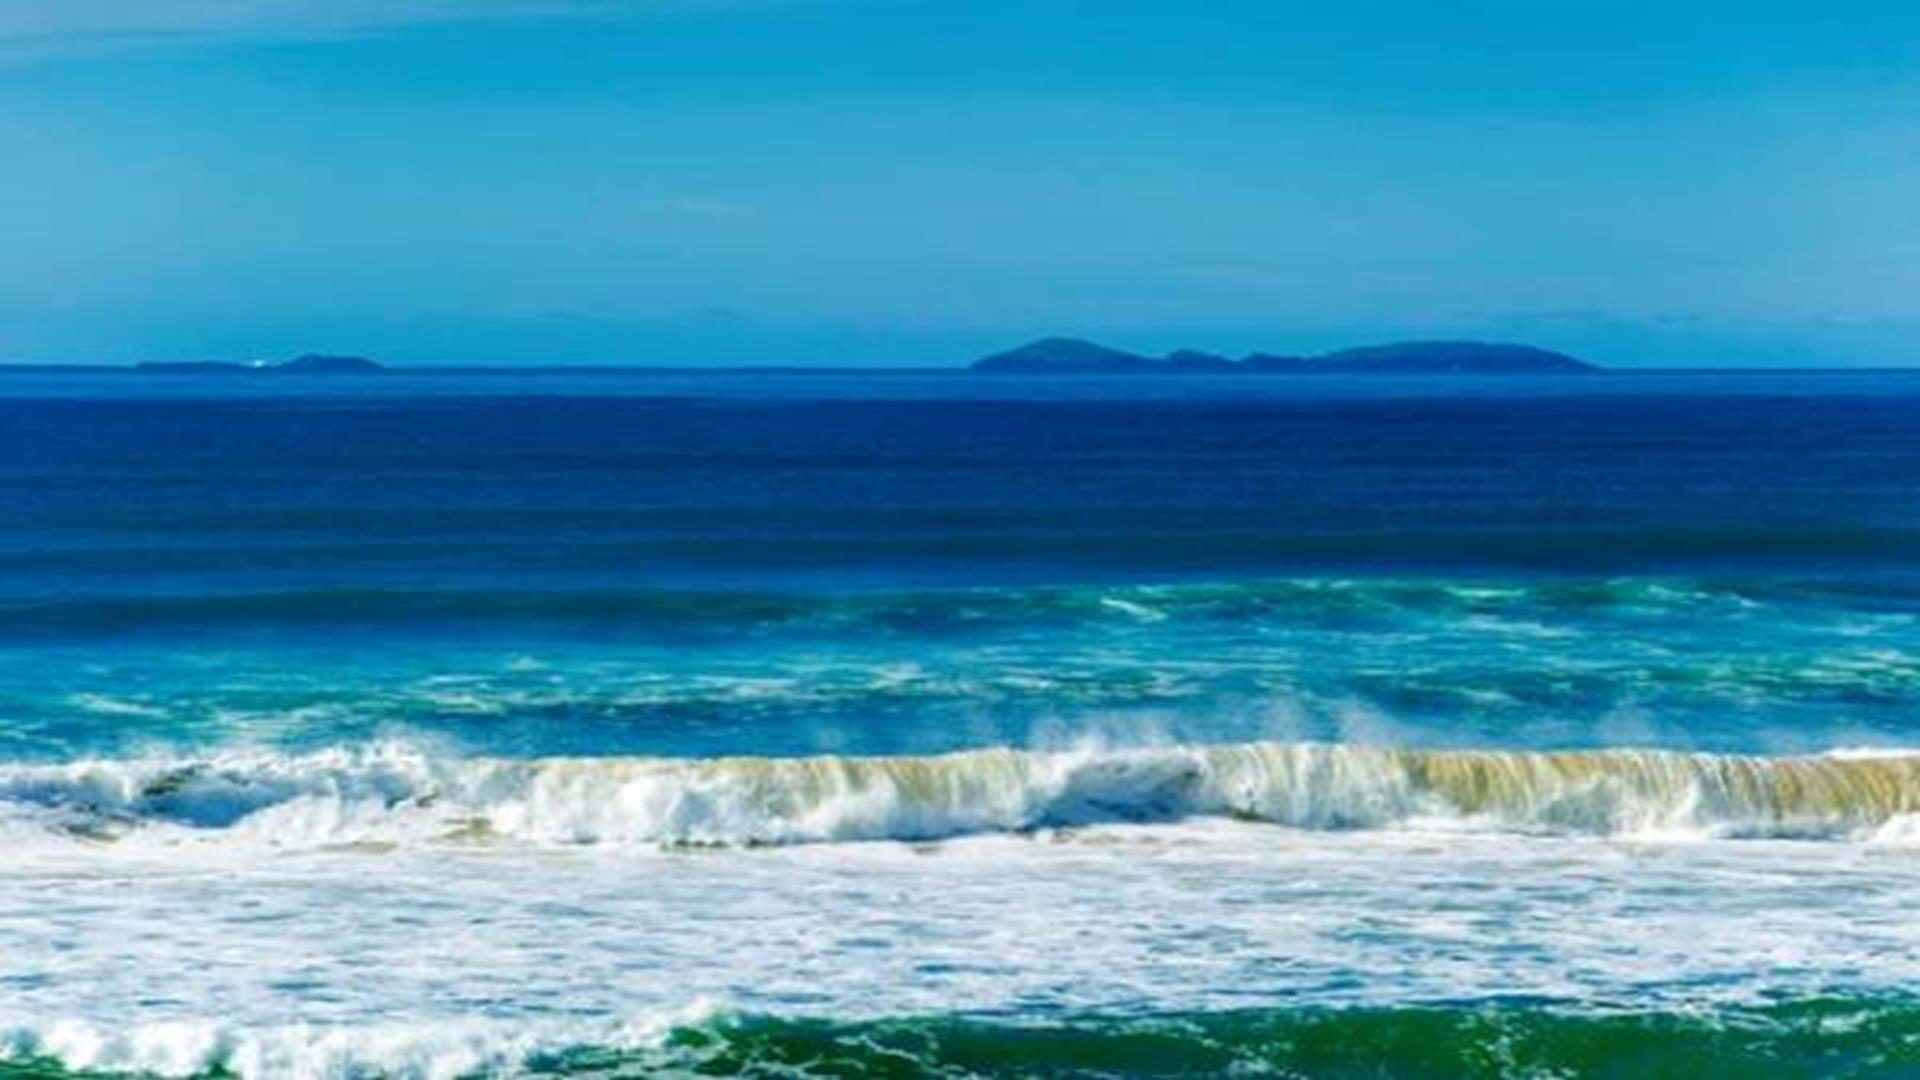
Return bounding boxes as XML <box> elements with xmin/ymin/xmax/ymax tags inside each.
<box><xmin>3</xmin><ymin>371</ymin><xmax>1919</xmax><ymax>1076</ymax></box>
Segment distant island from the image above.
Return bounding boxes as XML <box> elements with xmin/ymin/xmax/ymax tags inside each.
<box><xmin>96</xmin><ymin>343</ymin><xmax>1598</xmax><ymax>376</ymax></box>
<box><xmin>135</xmin><ymin>354</ymin><xmax>385</xmax><ymax>375</ymax></box>
<box><xmin>971</xmin><ymin>338</ymin><xmax>1598</xmax><ymax>374</ymax></box>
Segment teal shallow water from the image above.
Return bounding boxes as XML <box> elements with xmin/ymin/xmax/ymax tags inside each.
<box><xmin>4</xmin><ymin>576</ymin><xmax>1918</xmax><ymax>763</ymax></box>
<box><xmin>546</xmin><ymin>1001</ymin><xmax>1920</xmax><ymax>1079</ymax></box>
<box><xmin>10</xmin><ymin>1001</ymin><xmax>1920</xmax><ymax>1079</ymax></box>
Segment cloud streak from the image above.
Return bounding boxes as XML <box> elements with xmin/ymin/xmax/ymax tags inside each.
<box><xmin>0</xmin><ymin>0</ymin><xmax>638</xmax><ymax>57</ymax></box>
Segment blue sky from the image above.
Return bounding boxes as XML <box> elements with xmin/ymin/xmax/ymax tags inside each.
<box><xmin>2</xmin><ymin>1</ymin><xmax>1918</xmax><ymax>366</ymax></box>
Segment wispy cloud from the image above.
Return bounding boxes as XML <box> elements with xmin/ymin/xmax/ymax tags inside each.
<box><xmin>0</xmin><ymin>0</ymin><xmax>652</xmax><ymax>58</ymax></box>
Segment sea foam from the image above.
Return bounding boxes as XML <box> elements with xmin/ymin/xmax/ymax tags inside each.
<box><xmin>0</xmin><ymin>1004</ymin><xmax>714</xmax><ymax>1080</ymax></box>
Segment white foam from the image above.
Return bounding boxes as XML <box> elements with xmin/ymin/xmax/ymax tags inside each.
<box><xmin>5</xmin><ymin>825</ymin><xmax>1920</xmax><ymax>1078</ymax></box>
<box><xmin>1825</xmin><ymin>745</ymin><xmax>1920</xmax><ymax>760</ymax></box>
<box><xmin>0</xmin><ymin>1003</ymin><xmax>715</xmax><ymax>1079</ymax></box>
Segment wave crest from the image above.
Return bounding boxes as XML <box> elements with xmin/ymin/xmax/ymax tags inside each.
<box><xmin>4</xmin><ymin>741</ymin><xmax>1919</xmax><ymax>850</ymax></box>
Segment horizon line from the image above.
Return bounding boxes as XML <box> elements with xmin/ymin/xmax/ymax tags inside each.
<box><xmin>9</xmin><ymin>361</ymin><xmax>1920</xmax><ymax>376</ymax></box>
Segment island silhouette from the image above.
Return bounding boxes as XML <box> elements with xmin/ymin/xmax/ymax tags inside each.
<box><xmin>971</xmin><ymin>337</ymin><xmax>1597</xmax><ymax>374</ymax></box>
<box><xmin>112</xmin><ymin>342</ymin><xmax>1596</xmax><ymax>374</ymax></box>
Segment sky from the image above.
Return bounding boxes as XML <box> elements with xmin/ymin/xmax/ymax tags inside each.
<box><xmin>2</xmin><ymin>1</ymin><xmax>1918</xmax><ymax>367</ymax></box>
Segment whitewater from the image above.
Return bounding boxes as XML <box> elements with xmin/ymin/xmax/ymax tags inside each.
<box><xmin>7</xmin><ymin>786</ymin><xmax>1920</xmax><ymax>1077</ymax></box>
<box><xmin>6</xmin><ymin>738</ymin><xmax>1920</xmax><ymax>1076</ymax></box>
<box><xmin>6</xmin><ymin>740</ymin><xmax>1920</xmax><ymax>851</ymax></box>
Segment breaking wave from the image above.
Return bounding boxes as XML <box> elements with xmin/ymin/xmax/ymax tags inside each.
<box><xmin>5</xmin><ymin>740</ymin><xmax>1919</xmax><ymax>850</ymax></box>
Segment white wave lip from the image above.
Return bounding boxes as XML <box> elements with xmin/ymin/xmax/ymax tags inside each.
<box><xmin>3</xmin><ymin>740</ymin><xmax>1919</xmax><ymax>850</ymax></box>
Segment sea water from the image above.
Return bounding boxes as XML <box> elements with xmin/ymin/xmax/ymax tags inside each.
<box><xmin>2</xmin><ymin>370</ymin><xmax>1919</xmax><ymax>1077</ymax></box>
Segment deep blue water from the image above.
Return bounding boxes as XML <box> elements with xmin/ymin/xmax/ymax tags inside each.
<box><xmin>3</xmin><ymin>370</ymin><xmax>1920</xmax><ymax>762</ymax></box>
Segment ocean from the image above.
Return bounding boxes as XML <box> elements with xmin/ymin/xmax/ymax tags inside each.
<box><xmin>2</xmin><ymin>369</ymin><xmax>1919</xmax><ymax>1077</ymax></box>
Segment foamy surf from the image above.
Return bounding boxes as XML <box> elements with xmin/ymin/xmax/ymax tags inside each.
<box><xmin>0</xmin><ymin>1003</ymin><xmax>717</xmax><ymax>1080</ymax></box>
<box><xmin>4</xmin><ymin>740</ymin><xmax>1919</xmax><ymax>851</ymax></box>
